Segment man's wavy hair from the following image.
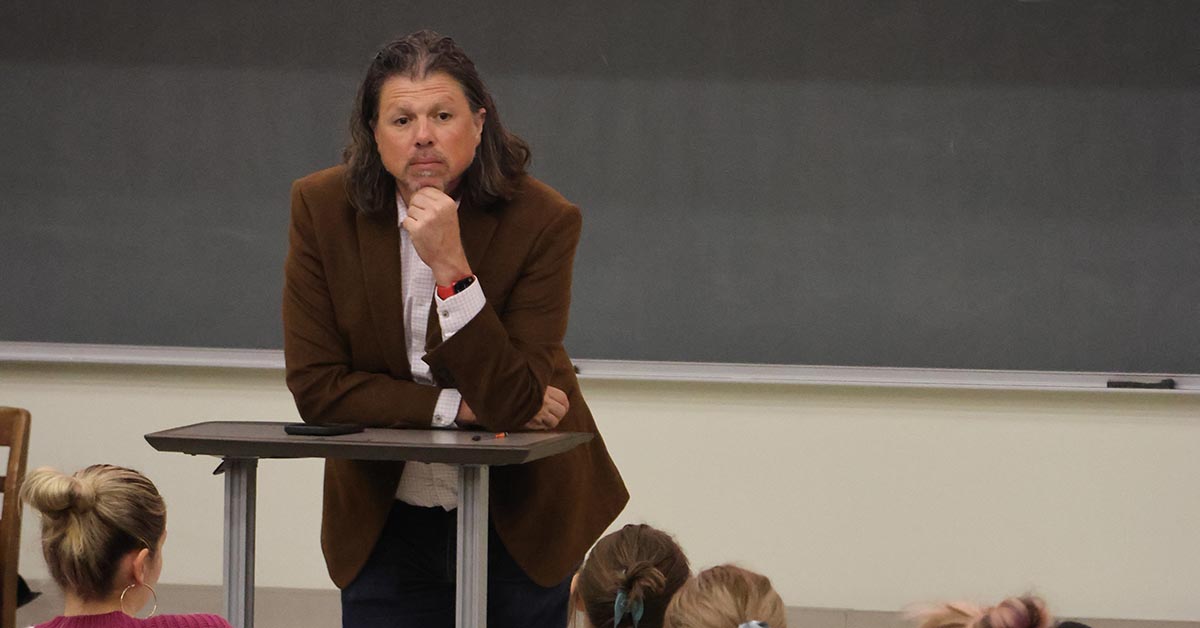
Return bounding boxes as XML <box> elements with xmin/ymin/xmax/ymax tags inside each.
<box><xmin>344</xmin><ymin>30</ymin><xmax>531</xmax><ymax>216</ymax></box>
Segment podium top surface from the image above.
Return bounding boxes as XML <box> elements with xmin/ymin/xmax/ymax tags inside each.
<box><xmin>145</xmin><ymin>421</ymin><xmax>593</xmax><ymax>466</ymax></box>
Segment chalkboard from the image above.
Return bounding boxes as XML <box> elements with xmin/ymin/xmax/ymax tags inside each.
<box><xmin>2</xmin><ymin>2</ymin><xmax>1198</xmax><ymax>374</ymax></box>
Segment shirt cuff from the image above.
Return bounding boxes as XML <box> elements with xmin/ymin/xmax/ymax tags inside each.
<box><xmin>434</xmin><ymin>277</ymin><xmax>485</xmax><ymax>341</ymax></box>
<box><xmin>432</xmin><ymin>388</ymin><xmax>462</xmax><ymax>428</ymax></box>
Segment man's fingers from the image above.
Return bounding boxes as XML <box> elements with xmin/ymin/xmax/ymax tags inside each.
<box><xmin>529</xmin><ymin>413</ymin><xmax>560</xmax><ymax>430</ymax></box>
<box><xmin>405</xmin><ymin>189</ymin><xmax>452</xmax><ymax>227</ymax></box>
<box><xmin>545</xmin><ymin>386</ymin><xmax>570</xmax><ymax>417</ymax></box>
<box><xmin>547</xmin><ymin>386</ymin><xmax>568</xmax><ymax>405</ymax></box>
<box><xmin>410</xmin><ymin>187</ymin><xmax>454</xmax><ymax>212</ymax></box>
<box><xmin>523</xmin><ymin>415</ymin><xmax>550</xmax><ymax>431</ymax></box>
<box><xmin>538</xmin><ymin>397</ymin><xmax>566</xmax><ymax>423</ymax></box>
<box><xmin>524</xmin><ymin>407</ymin><xmax>562</xmax><ymax>431</ymax></box>
<box><xmin>520</xmin><ymin>387</ymin><xmax>571</xmax><ymax>431</ymax></box>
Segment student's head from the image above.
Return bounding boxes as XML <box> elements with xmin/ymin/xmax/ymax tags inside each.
<box><xmin>571</xmin><ymin>523</ymin><xmax>690</xmax><ymax>628</ymax></box>
<box><xmin>21</xmin><ymin>465</ymin><xmax>167</xmax><ymax>610</ymax></box>
<box><xmin>664</xmin><ymin>565</ymin><xmax>786</xmax><ymax>628</ymax></box>
<box><xmin>910</xmin><ymin>596</ymin><xmax>1053</xmax><ymax>628</ymax></box>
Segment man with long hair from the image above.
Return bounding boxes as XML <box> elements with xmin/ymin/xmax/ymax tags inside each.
<box><xmin>282</xmin><ymin>30</ymin><xmax>627</xmax><ymax>628</ymax></box>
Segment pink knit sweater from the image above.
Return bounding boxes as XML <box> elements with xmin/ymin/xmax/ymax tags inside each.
<box><xmin>35</xmin><ymin>611</ymin><xmax>232</xmax><ymax>628</ymax></box>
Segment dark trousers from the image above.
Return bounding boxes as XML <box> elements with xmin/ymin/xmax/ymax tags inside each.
<box><xmin>341</xmin><ymin>500</ymin><xmax>571</xmax><ymax>628</ymax></box>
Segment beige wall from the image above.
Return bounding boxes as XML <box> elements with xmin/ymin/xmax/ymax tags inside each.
<box><xmin>2</xmin><ymin>362</ymin><xmax>1197</xmax><ymax>620</ymax></box>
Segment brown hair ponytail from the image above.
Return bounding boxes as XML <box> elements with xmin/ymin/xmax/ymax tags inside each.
<box><xmin>573</xmin><ymin>524</ymin><xmax>690</xmax><ymax>628</ymax></box>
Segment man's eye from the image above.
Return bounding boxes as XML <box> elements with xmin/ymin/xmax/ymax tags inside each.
<box><xmin>394</xmin><ymin>117</ymin><xmax>408</xmax><ymax>125</ymax></box>
<box><xmin>437</xmin><ymin>112</ymin><xmax>451</xmax><ymax>121</ymax></box>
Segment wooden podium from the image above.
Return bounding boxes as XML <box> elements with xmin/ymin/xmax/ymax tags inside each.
<box><xmin>145</xmin><ymin>421</ymin><xmax>591</xmax><ymax>628</ymax></box>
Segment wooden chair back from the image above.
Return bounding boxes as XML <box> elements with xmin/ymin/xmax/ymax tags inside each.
<box><xmin>0</xmin><ymin>408</ymin><xmax>31</xmax><ymax>628</ymax></box>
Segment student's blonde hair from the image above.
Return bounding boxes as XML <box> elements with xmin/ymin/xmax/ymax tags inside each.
<box><xmin>909</xmin><ymin>596</ymin><xmax>1052</xmax><ymax>628</ymax></box>
<box><xmin>664</xmin><ymin>565</ymin><xmax>786</xmax><ymax>628</ymax></box>
<box><xmin>662</xmin><ymin>564</ymin><xmax>782</xmax><ymax>628</ymax></box>
<box><xmin>21</xmin><ymin>465</ymin><xmax>166</xmax><ymax>600</ymax></box>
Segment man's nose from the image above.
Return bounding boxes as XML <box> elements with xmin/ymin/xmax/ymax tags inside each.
<box><xmin>413</xmin><ymin>117</ymin><xmax>434</xmax><ymax>146</ymax></box>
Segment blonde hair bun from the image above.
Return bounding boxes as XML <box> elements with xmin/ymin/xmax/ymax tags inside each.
<box><xmin>22</xmin><ymin>467</ymin><xmax>96</xmax><ymax>516</ymax></box>
<box><xmin>20</xmin><ymin>464</ymin><xmax>166</xmax><ymax>601</ymax></box>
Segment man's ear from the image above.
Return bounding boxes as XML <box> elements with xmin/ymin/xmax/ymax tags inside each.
<box><xmin>474</xmin><ymin>108</ymin><xmax>487</xmax><ymax>138</ymax></box>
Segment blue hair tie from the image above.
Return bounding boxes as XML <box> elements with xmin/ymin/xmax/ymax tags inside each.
<box><xmin>613</xmin><ymin>589</ymin><xmax>645</xmax><ymax>627</ymax></box>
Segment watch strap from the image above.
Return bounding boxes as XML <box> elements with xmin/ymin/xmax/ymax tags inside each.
<box><xmin>436</xmin><ymin>274</ymin><xmax>475</xmax><ymax>299</ymax></box>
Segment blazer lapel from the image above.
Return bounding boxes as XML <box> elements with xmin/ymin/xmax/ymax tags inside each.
<box><xmin>356</xmin><ymin>208</ymin><xmax>413</xmax><ymax>380</ymax></box>
<box><xmin>458</xmin><ymin>197</ymin><xmax>499</xmax><ymax>273</ymax></box>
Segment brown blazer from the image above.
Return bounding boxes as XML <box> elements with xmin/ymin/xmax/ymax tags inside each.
<box><xmin>282</xmin><ymin>165</ymin><xmax>628</xmax><ymax>588</ymax></box>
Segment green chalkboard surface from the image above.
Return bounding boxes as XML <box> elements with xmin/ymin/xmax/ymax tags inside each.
<box><xmin>2</xmin><ymin>2</ymin><xmax>1197</xmax><ymax>374</ymax></box>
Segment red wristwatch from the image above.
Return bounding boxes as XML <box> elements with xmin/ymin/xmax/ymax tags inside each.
<box><xmin>436</xmin><ymin>275</ymin><xmax>475</xmax><ymax>300</ymax></box>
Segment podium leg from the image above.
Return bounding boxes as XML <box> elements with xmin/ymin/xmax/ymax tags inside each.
<box><xmin>222</xmin><ymin>457</ymin><xmax>257</xmax><ymax>628</ymax></box>
<box><xmin>456</xmin><ymin>465</ymin><xmax>489</xmax><ymax>628</ymax></box>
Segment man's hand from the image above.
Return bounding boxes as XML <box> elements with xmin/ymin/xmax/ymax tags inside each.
<box><xmin>456</xmin><ymin>398</ymin><xmax>477</xmax><ymax>425</ymax></box>
<box><xmin>457</xmin><ymin>386</ymin><xmax>569</xmax><ymax>430</ymax></box>
<box><xmin>523</xmin><ymin>386</ymin><xmax>569</xmax><ymax>430</ymax></box>
<box><xmin>402</xmin><ymin>187</ymin><xmax>473</xmax><ymax>285</ymax></box>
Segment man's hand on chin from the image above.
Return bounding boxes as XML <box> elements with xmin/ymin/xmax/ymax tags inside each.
<box><xmin>402</xmin><ymin>186</ymin><xmax>473</xmax><ymax>285</ymax></box>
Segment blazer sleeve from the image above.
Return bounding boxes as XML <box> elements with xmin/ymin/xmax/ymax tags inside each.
<box><xmin>423</xmin><ymin>203</ymin><xmax>582</xmax><ymax>432</ymax></box>
<box><xmin>282</xmin><ymin>180</ymin><xmax>440</xmax><ymax>428</ymax></box>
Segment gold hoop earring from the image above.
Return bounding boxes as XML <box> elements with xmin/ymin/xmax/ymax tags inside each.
<box><xmin>119</xmin><ymin>582</ymin><xmax>158</xmax><ymax>619</ymax></box>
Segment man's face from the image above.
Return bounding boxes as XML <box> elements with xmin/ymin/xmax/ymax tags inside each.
<box><xmin>374</xmin><ymin>71</ymin><xmax>486</xmax><ymax>204</ymax></box>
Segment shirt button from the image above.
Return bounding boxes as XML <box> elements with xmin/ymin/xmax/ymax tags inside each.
<box><xmin>441</xmin><ymin>310</ymin><xmax>450</xmax><ymax>317</ymax></box>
